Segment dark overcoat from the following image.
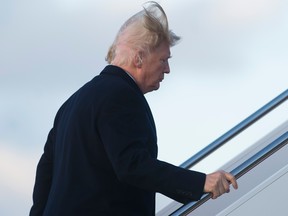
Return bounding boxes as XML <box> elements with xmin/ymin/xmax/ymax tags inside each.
<box><xmin>30</xmin><ymin>65</ymin><xmax>206</xmax><ymax>216</ymax></box>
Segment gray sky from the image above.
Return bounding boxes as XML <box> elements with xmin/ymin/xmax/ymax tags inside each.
<box><xmin>0</xmin><ymin>0</ymin><xmax>287</xmax><ymax>215</ymax></box>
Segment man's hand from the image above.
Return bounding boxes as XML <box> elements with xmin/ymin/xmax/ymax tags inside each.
<box><xmin>204</xmin><ymin>170</ymin><xmax>238</xmax><ymax>199</ymax></box>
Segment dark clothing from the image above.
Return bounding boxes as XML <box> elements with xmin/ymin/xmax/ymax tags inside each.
<box><xmin>30</xmin><ymin>65</ymin><xmax>206</xmax><ymax>216</ymax></box>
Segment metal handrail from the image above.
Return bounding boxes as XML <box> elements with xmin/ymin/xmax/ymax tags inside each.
<box><xmin>171</xmin><ymin>131</ymin><xmax>288</xmax><ymax>216</ymax></box>
<box><xmin>180</xmin><ymin>89</ymin><xmax>288</xmax><ymax>169</ymax></box>
<box><xmin>170</xmin><ymin>89</ymin><xmax>288</xmax><ymax>215</ymax></box>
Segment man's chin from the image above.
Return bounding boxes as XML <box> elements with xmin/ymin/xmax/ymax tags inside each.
<box><xmin>146</xmin><ymin>84</ymin><xmax>160</xmax><ymax>94</ymax></box>
<box><xmin>154</xmin><ymin>84</ymin><xmax>160</xmax><ymax>91</ymax></box>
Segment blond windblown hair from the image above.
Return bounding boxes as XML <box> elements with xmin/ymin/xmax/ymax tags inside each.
<box><xmin>105</xmin><ymin>1</ymin><xmax>180</xmax><ymax>66</ymax></box>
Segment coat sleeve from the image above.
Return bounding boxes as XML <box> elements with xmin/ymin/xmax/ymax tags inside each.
<box><xmin>29</xmin><ymin>128</ymin><xmax>54</xmax><ymax>216</ymax></box>
<box><xmin>97</xmin><ymin>87</ymin><xmax>206</xmax><ymax>204</ymax></box>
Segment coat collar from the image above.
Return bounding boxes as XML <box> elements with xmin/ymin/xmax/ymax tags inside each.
<box><xmin>100</xmin><ymin>65</ymin><xmax>143</xmax><ymax>96</ymax></box>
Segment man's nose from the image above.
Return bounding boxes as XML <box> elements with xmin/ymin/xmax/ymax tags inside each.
<box><xmin>164</xmin><ymin>63</ymin><xmax>170</xmax><ymax>74</ymax></box>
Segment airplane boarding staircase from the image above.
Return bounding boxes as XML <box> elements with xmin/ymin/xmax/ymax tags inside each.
<box><xmin>157</xmin><ymin>89</ymin><xmax>288</xmax><ymax>216</ymax></box>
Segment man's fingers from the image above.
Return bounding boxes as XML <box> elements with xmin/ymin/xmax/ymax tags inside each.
<box><xmin>204</xmin><ymin>170</ymin><xmax>238</xmax><ymax>200</ymax></box>
<box><xmin>225</xmin><ymin>172</ymin><xmax>238</xmax><ymax>190</ymax></box>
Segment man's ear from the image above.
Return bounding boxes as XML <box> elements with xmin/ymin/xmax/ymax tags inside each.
<box><xmin>134</xmin><ymin>52</ymin><xmax>143</xmax><ymax>68</ymax></box>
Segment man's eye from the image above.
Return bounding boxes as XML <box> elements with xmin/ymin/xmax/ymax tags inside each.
<box><xmin>160</xmin><ymin>59</ymin><xmax>167</xmax><ymax>64</ymax></box>
<box><xmin>160</xmin><ymin>56</ymin><xmax>171</xmax><ymax>64</ymax></box>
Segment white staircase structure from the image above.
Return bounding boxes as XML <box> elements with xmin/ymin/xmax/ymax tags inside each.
<box><xmin>157</xmin><ymin>89</ymin><xmax>288</xmax><ymax>216</ymax></box>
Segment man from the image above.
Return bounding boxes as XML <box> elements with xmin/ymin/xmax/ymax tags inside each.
<box><xmin>30</xmin><ymin>2</ymin><xmax>238</xmax><ymax>215</ymax></box>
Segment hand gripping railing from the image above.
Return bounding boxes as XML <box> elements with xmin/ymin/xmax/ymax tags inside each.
<box><xmin>171</xmin><ymin>89</ymin><xmax>288</xmax><ymax>215</ymax></box>
<box><xmin>170</xmin><ymin>131</ymin><xmax>288</xmax><ymax>216</ymax></box>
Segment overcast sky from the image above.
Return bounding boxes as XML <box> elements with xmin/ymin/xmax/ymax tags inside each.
<box><xmin>0</xmin><ymin>0</ymin><xmax>287</xmax><ymax>215</ymax></box>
